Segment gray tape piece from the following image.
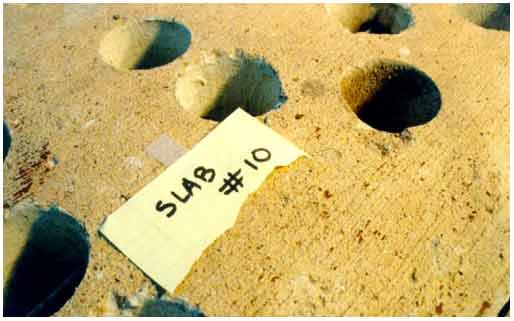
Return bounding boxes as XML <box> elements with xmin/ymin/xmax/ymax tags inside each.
<box><xmin>145</xmin><ymin>134</ymin><xmax>187</xmax><ymax>167</ymax></box>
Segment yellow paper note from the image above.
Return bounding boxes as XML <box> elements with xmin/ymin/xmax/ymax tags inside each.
<box><xmin>100</xmin><ymin>108</ymin><xmax>305</xmax><ymax>293</ymax></box>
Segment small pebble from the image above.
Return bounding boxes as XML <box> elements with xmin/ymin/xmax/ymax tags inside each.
<box><xmin>45</xmin><ymin>156</ymin><xmax>59</xmax><ymax>170</ymax></box>
<box><xmin>399</xmin><ymin>47</ymin><xmax>410</xmax><ymax>58</ymax></box>
<box><xmin>82</xmin><ymin>119</ymin><xmax>96</xmax><ymax>129</ymax></box>
<box><xmin>125</xmin><ymin>156</ymin><xmax>143</xmax><ymax>169</ymax></box>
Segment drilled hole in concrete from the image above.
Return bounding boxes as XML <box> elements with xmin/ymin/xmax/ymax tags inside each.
<box><xmin>4</xmin><ymin>121</ymin><xmax>12</xmax><ymax>160</ymax></box>
<box><xmin>326</xmin><ymin>3</ymin><xmax>413</xmax><ymax>34</ymax></box>
<box><xmin>498</xmin><ymin>299</ymin><xmax>510</xmax><ymax>317</ymax></box>
<box><xmin>175</xmin><ymin>50</ymin><xmax>287</xmax><ymax>121</ymax></box>
<box><xmin>99</xmin><ymin>18</ymin><xmax>191</xmax><ymax>70</ymax></box>
<box><xmin>3</xmin><ymin>204</ymin><xmax>90</xmax><ymax>316</ymax></box>
<box><xmin>455</xmin><ymin>4</ymin><xmax>509</xmax><ymax>31</ymax></box>
<box><xmin>341</xmin><ymin>59</ymin><xmax>441</xmax><ymax>133</ymax></box>
<box><xmin>139</xmin><ymin>298</ymin><xmax>205</xmax><ymax>317</ymax></box>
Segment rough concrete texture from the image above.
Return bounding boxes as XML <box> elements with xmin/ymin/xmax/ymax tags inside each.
<box><xmin>3</xmin><ymin>3</ymin><xmax>509</xmax><ymax>316</ymax></box>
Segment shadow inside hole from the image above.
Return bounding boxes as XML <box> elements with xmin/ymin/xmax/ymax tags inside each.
<box><xmin>498</xmin><ymin>299</ymin><xmax>510</xmax><ymax>317</ymax></box>
<box><xmin>135</xmin><ymin>20</ymin><xmax>191</xmax><ymax>70</ymax></box>
<box><xmin>203</xmin><ymin>53</ymin><xmax>287</xmax><ymax>122</ymax></box>
<box><xmin>345</xmin><ymin>63</ymin><xmax>441</xmax><ymax>133</ymax></box>
<box><xmin>480</xmin><ymin>4</ymin><xmax>509</xmax><ymax>31</ymax></box>
<box><xmin>4</xmin><ymin>121</ymin><xmax>11</xmax><ymax>160</ymax></box>
<box><xmin>3</xmin><ymin>206</ymin><xmax>90</xmax><ymax>316</ymax></box>
<box><xmin>139</xmin><ymin>298</ymin><xmax>205</xmax><ymax>317</ymax></box>
<box><xmin>358</xmin><ymin>4</ymin><xmax>413</xmax><ymax>34</ymax></box>
<box><xmin>457</xmin><ymin>4</ymin><xmax>509</xmax><ymax>31</ymax></box>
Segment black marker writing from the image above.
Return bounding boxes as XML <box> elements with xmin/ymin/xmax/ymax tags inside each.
<box><xmin>155</xmin><ymin>200</ymin><xmax>177</xmax><ymax>218</ymax></box>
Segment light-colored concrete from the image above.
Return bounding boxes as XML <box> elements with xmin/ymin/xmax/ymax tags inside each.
<box><xmin>3</xmin><ymin>4</ymin><xmax>509</xmax><ymax>316</ymax></box>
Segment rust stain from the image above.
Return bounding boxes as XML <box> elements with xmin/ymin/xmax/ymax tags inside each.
<box><xmin>11</xmin><ymin>142</ymin><xmax>52</xmax><ymax>201</ymax></box>
<box><xmin>435</xmin><ymin>302</ymin><xmax>443</xmax><ymax>315</ymax></box>
<box><xmin>476</xmin><ymin>301</ymin><xmax>491</xmax><ymax>316</ymax></box>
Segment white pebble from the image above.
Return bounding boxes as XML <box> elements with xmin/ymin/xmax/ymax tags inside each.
<box><xmin>125</xmin><ymin>156</ymin><xmax>144</xmax><ymax>169</ymax></box>
<box><xmin>82</xmin><ymin>119</ymin><xmax>96</xmax><ymax>129</ymax></box>
<box><xmin>399</xmin><ymin>47</ymin><xmax>411</xmax><ymax>58</ymax></box>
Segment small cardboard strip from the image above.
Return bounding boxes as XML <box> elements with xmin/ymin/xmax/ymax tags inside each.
<box><xmin>145</xmin><ymin>134</ymin><xmax>187</xmax><ymax>167</ymax></box>
<box><xmin>100</xmin><ymin>109</ymin><xmax>305</xmax><ymax>293</ymax></box>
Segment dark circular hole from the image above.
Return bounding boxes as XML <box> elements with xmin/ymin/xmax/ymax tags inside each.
<box><xmin>341</xmin><ymin>59</ymin><xmax>441</xmax><ymax>133</ymax></box>
<box><xmin>326</xmin><ymin>4</ymin><xmax>414</xmax><ymax>34</ymax></box>
<box><xmin>3</xmin><ymin>204</ymin><xmax>90</xmax><ymax>316</ymax></box>
<box><xmin>175</xmin><ymin>50</ymin><xmax>287</xmax><ymax>122</ymax></box>
<box><xmin>99</xmin><ymin>18</ymin><xmax>191</xmax><ymax>70</ymax></box>
<box><xmin>456</xmin><ymin>4</ymin><xmax>509</xmax><ymax>31</ymax></box>
<box><xmin>4</xmin><ymin>121</ymin><xmax>12</xmax><ymax>160</ymax></box>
